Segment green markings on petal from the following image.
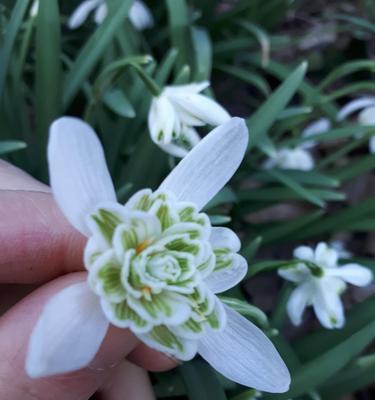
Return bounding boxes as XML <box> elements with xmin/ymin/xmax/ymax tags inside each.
<box><xmin>98</xmin><ymin>261</ymin><xmax>126</xmax><ymax>300</ymax></box>
<box><xmin>136</xmin><ymin>194</ymin><xmax>153</xmax><ymax>211</ymax></box>
<box><xmin>121</xmin><ymin>228</ymin><xmax>139</xmax><ymax>249</ymax></box>
<box><xmin>165</xmin><ymin>237</ymin><xmax>200</xmax><ymax>255</ymax></box>
<box><xmin>155</xmin><ymin>203</ymin><xmax>176</xmax><ymax>230</ymax></box>
<box><xmin>149</xmin><ymin>325</ymin><xmax>184</xmax><ymax>352</ymax></box>
<box><xmin>214</xmin><ymin>247</ymin><xmax>234</xmax><ymax>271</ymax></box>
<box><xmin>92</xmin><ymin>208</ymin><xmax>122</xmax><ymax>244</ymax></box>
<box><xmin>206</xmin><ymin>308</ymin><xmax>221</xmax><ymax>330</ymax></box>
<box><xmin>140</xmin><ymin>293</ymin><xmax>173</xmax><ymax>319</ymax></box>
<box><xmin>113</xmin><ymin>301</ymin><xmax>149</xmax><ymax>329</ymax></box>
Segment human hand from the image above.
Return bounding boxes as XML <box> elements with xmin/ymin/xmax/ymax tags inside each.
<box><xmin>0</xmin><ymin>160</ymin><xmax>177</xmax><ymax>400</ymax></box>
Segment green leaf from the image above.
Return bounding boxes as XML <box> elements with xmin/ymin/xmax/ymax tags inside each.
<box><xmin>265</xmin><ymin>169</ymin><xmax>326</xmax><ymax>207</ymax></box>
<box><xmin>192</xmin><ymin>27</ymin><xmax>212</xmax><ymax>81</ymax></box>
<box><xmin>0</xmin><ymin>0</ymin><xmax>30</xmax><ymax>99</ymax></box>
<box><xmin>220</xmin><ymin>297</ymin><xmax>269</xmax><ymax>329</ymax></box>
<box><xmin>178</xmin><ymin>360</ymin><xmax>227</xmax><ymax>400</ymax></box>
<box><xmin>0</xmin><ymin>140</ymin><xmax>27</xmax><ymax>155</ymax></box>
<box><xmin>241</xmin><ymin>236</ymin><xmax>263</xmax><ymax>260</ymax></box>
<box><xmin>35</xmin><ymin>0</ymin><xmax>62</xmax><ymax>173</ymax></box>
<box><xmin>103</xmin><ymin>88</ymin><xmax>135</xmax><ymax>118</ymax></box>
<box><xmin>263</xmin><ymin>320</ymin><xmax>375</xmax><ymax>399</ymax></box>
<box><xmin>63</xmin><ymin>0</ymin><xmax>133</xmax><ymax>108</ymax></box>
<box><xmin>246</xmin><ymin>62</ymin><xmax>307</xmax><ymax>152</ymax></box>
<box><xmin>165</xmin><ymin>0</ymin><xmax>193</xmax><ymax>73</ymax></box>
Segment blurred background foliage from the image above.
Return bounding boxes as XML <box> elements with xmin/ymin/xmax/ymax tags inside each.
<box><xmin>0</xmin><ymin>0</ymin><xmax>374</xmax><ymax>399</ymax></box>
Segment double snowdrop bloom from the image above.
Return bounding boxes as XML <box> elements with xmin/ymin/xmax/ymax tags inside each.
<box><xmin>337</xmin><ymin>97</ymin><xmax>375</xmax><ymax>153</ymax></box>
<box><xmin>279</xmin><ymin>243</ymin><xmax>373</xmax><ymax>329</ymax></box>
<box><xmin>148</xmin><ymin>82</ymin><xmax>231</xmax><ymax>157</ymax></box>
<box><xmin>68</xmin><ymin>0</ymin><xmax>154</xmax><ymax>31</ymax></box>
<box><xmin>263</xmin><ymin>147</ymin><xmax>314</xmax><ymax>171</ymax></box>
<box><xmin>25</xmin><ymin>117</ymin><xmax>290</xmax><ymax>393</ymax></box>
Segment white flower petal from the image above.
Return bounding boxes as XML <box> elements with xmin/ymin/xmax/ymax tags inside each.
<box><xmin>337</xmin><ymin>97</ymin><xmax>375</xmax><ymax>121</ymax></box>
<box><xmin>209</xmin><ymin>227</ymin><xmax>241</xmax><ymax>252</ymax></box>
<box><xmin>287</xmin><ymin>282</ymin><xmax>313</xmax><ymax>326</ymax></box>
<box><xmin>315</xmin><ymin>242</ymin><xmax>338</xmax><ymax>268</ymax></box>
<box><xmin>159</xmin><ymin>117</ymin><xmax>248</xmax><ymax>210</ymax></box>
<box><xmin>370</xmin><ymin>135</ymin><xmax>375</xmax><ymax>154</ymax></box>
<box><xmin>170</xmin><ymin>92</ymin><xmax>231</xmax><ymax>126</ymax></box>
<box><xmin>26</xmin><ymin>282</ymin><xmax>109</xmax><ymax>378</ymax></box>
<box><xmin>165</xmin><ymin>82</ymin><xmax>210</xmax><ymax>95</ymax></box>
<box><xmin>148</xmin><ymin>96</ymin><xmax>176</xmax><ymax>144</ymax></box>
<box><xmin>278</xmin><ymin>263</ymin><xmax>311</xmax><ymax>283</ymax></box>
<box><xmin>312</xmin><ymin>280</ymin><xmax>345</xmax><ymax>329</ymax></box>
<box><xmin>327</xmin><ymin>264</ymin><xmax>373</xmax><ymax>287</ymax></box>
<box><xmin>94</xmin><ymin>2</ymin><xmax>107</xmax><ymax>24</ymax></box>
<box><xmin>68</xmin><ymin>0</ymin><xmax>102</xmax><ymax>29</ymax></box>
<box><xmin>358</xmin><ymin>105</ymin><xmax>375</xmax><ymax>126</ymax></box>
<box><xmin>205</xmin><ymin>254</ymin><xmax>247</xmax><ymax>293</ymax></box>
<box><xmin>302</xmin><ymin>118</ymin><xmax>331</xmax><ymax>149</ymax></box>
<box><xmin>129</xmin><ymin>0</ymin><xmax>154</xmax><ymax>30</ymax></box>
<box><xmin>293</xmin><ymin>245</ymin><xmax>314</xmax><ymax>261</ymax></box>
<box><xmin>198</xmin><ymin>306</ymin><xmax>290</xmax><ymax>393</ymax></box>
<box><xmin>48</xmin><ymin>117</ymin><xmax>116</xmax><ymax>236</ymax></box>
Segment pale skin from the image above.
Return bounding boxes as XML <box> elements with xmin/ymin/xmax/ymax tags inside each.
<box><xmin>0</xmin><ymin>160</ymin><xmax>177</xmax><ymax>400</ymax></box>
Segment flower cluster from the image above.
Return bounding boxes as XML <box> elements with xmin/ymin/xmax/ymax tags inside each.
<box><xmin>68</xmin><ymin>0</ymin><xmax>154</xmax><ymax>31</ymax></box>
<box><xmin>148</xmin><ymin>82</ymin><xmax>231</xmax><ymax>157</ymax></box>
<box><xmin>25</xmin><ymin>117</ymin><xmax>290</xmax><ymax>393</ymax></box>
<box><xmin>263</xmin><ymin>147</ymin><xmax>315</xmax><ymax>171</ymax></box>
<box><xmin>279</xmin><ymin>242</ymin><xmax>373</xmax><ymax>329</ymax></box>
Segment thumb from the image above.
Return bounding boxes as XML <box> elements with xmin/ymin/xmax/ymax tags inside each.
<box><xmin>0</xmin><ymin>272</ymin><xmax>139</xmax><ymax>400</ymax></box>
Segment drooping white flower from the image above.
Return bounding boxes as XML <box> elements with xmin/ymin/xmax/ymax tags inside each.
<box><xmin>68</xmin><ymin>0</ymin><xmax>154</xmax><ymax>30</ymax></box>
<box><xmin>25</xmin><ymin>117</ymin><xmax>290</xmax><ymax>393</ymax></box>
<box><xmin>337</xmin><ymin>97</ymin><xmax>375</xmax><ymax>153</ymax></box>
<box><xmin>279</xmin><ymin>242</ymin><xmax>373</xmax><ymax>329</ymax></box>
<box><xmin>263</xmin><ymin>147</ymin><xmax>315</xmax><ymax>171</ymax></box>
<box><xmin>30</xmin><ymin>0</ymin><xmax>39</xmax><ymax>17</ymax></box>
<box><xmin>301</xmin><ymin>117</ymin><xmax>331</xmax><ymax>149</ymax></box>
<box><xmin>148</xmin><ymin>82</ymin><xmax>231</xmax><ymax>157</ymax></box>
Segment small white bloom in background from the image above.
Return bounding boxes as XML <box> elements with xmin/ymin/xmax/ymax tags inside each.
<box><xmin>68</xmin><ymin>0</ymin><xmax>154</xmax><ymax>30</ymax></box>
<box><xmin>301</xmin><ymin>117</ymin><xmax>331</xmax><ymax>149</ymax></box>
<box><xmin>25</xmin><ymin>117</ymin><xmax>290</xmax><ymax>393</ymax></box>
<box><xmin>148</xmin><ymin>81</ymin><xmax>231</xmax><ymax>157</ymax></box>
<box><xmin>279</xmin><ymin>242</ymin><xmax>373</xmax><ymax>329</ymax></box>
<box><xmin>30</xmin><ymin>0</ymin><xmax>39</xmax><ymax>17</ymax></box>
<box><xmin>262</xmin><ymin>147</ymin><xmax>314</xmax><ymax>171</ymax></box>
<box><xmin>337</xmin><ymin>97</ymin><xmax>375</xmax><ymax>154</ymax></box>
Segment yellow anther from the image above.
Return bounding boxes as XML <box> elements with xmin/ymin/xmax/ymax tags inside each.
<box><xmin>135</xmin><ymin>239</ymin><xmax>152</xmax><ymax>255</ymax></box>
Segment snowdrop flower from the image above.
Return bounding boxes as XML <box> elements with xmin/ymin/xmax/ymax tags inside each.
<box><xmin>279</xmin><ymin>242</ymin><xmax>373</xmax><ymax>329</ymax></box>
<box><xmin>263</xmin><ymin>147</ymin><xmax>314</xmax><ymax>171</ymax></box>
<box><xmin>30</xmin><ymin>0</ymin><xmax>39</xmax><ymax>17</ymax></box>
<box><xmin>301</xmin><ymin>117</ymin><xmax>331</xmax><ymax>149</ymax></box>
<box><xmin>148</xmin><ymin>82</ymin><xmax>231</xmax><ymax>157</ymax></box>
<box><xmin>68</xmin><ymin>0</ymin><xmax>154</xmax><ymax>30</ymax></box>
<box><xmin>337</xmin><ymin>97</ymin><xmax>375</xmax><ymax>153</ymax></box>
<box><xmin>25</xmin><ymin>117</ymin><xmax>290</xmax><ymax>393</ymax></box>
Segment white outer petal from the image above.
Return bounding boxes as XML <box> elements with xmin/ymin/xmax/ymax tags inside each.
<box><xmin>358</xmin><ymin>105</ymin><xmax>375</xmax><ymax>126</ymax></box>
<box><xmin>26</xmin><ymin>282</ymin><xmax>109</xmax><ymax>378</ymax></box>
<box><xmin>301</xmin><ymin>118</ymin><xmax>331</xmax><ymax>149</ymax></box>
<box><xmin>198</xmin><ymin>305</ymin><xmax>290</xmax><ymax>393</ymax></box>
<box><xmin>287</xmin><ymin>282</ymin><xmax>314</xmax><ymax>326</ymax></box>
<box><xmin>165</xmin><ymin>82</ymin><xmax>210</xmax><ymax>95</ymax></box>
<box><xmin>278</xmin><ymin>263</ymin><xmax>311</xmax><ymax>283</ymax></box>
<box><xmin>68</xmin><ymin>0</ymin><xmax>102</xmax><ymax>29</ymax></box>
<box><xmin>312</xmin><ymin>280</ymin><xmax>345</xmax><ymax>329</ymax></box>
<box><xmin>48</xmin><ymin>117</ymin><xmax>116</xmax><ymax>236</ymax></box>
<box><xmin>293</xmin><ymin>245</ymin><xmax>314</xmax><ymax>261</ymax></box>
<box><xmin>337</xmin><ymin>97</ymin><xmax>375</xmax><ymax>121</ymax></box>
<box><xmin>94</xmin><ymin>2</ymin><xmax>108</xmax><ymax>24</ymax></box>
<box><xmin>148</xmin><ymin>96</ymin><xmax>176</xmax><ymax>144</ymax></box>
<box><xmin>209</xmin><ymin>227</ymin><xmax>241</xmax><ymax>252</ymax></box>
<box><xmin>169</xmin><ymin>92</ymin><xmax>231</xmax><ymax>126</ymax></box>
<box><xmin>205</xmin><ymin>254</ymin><xmax>248</xmax><ymax>293</ymax></box>
<box><xmin>159</xmin><ymin>117</ymin><xmax>248</xmax><ymax>210</ymax></box>
<box><xmin>370</xmin><ymin>135</ymin><xmax>375</xmax><ymax>154</ymax></box>
<box><xmin>129</xmin><ymin>0</ymin><xmax>154</xmax><ymax>30</ymax></box>
<box><xmin>315</xmin><ymin>242</ymin><xmax>338</xmax><ymax>268</ymax></box>
<box><xmin>326</xmin><ymin>264</ymin><xmax>373</xmax><ymax>286</ymax></box>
